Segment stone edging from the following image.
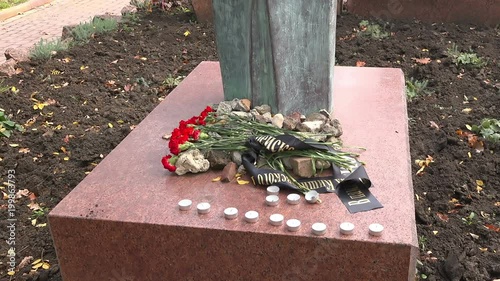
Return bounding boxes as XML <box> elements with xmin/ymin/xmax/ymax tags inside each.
<box><xmin>0</xmin><ymin>0</ymin><xmax>54</xmax><ymax>22</ymax></box>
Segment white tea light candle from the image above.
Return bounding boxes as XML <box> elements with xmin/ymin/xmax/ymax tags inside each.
<box><xmin>269</xmin><ymin>214</ymin><xmax>284</xmax><ymax>226</ymax></box>
<box><xmin>267</xmin><ymin>185</ymin><xmax>280</xmax><ymax>195</ymax></box>
<box><xmin>265</xmin><ymin>195</ymin><xmax>279</xmax><ymax>206</ymax></box>
<box><xmin>245</xmin><ymin>210</ymin><xmax>259</xmax><ymax>223</ymax></box>
<box><xmin>224</xmin><ymin>207</ymin><xmax>238</xmax><ymax>220</ymax></box>
<box><xmin>197</xmin><ymin>202</ymin><xmax>211</xmax><ymax>214</ymax></box>
<box><xmin>286</xmin><ymin>193</ymin><xmax>301</xmax><ymax>205</ymax></box>
<box><xmin>178</xmin><ymin>199</ymin><xmax>192</xmax><ymax>211</ymax></box>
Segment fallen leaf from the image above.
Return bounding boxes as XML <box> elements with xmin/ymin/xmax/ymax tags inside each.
<box><xmin>412</xmin><ymin>57</ymin><xmax>431</xmax><ymax>64</ymax></box>
<box><xmin>62</xmin><ymin>57</ymin><xmax>71</xmax><ymax>63</ymax></box>
<box><xmin>36</xmin><ymin>223</ymin><xmax>47</xmax><ymax>228</ymax></box>
<box><xmin>18</xmin><ymin>256</ymin><xmax>33</xmax><ymax>269</ymax></box>
<box><xmin>212</xmin><ymin>176</ymin><xmax>221</xmax><ymax>182</ymax></box>
<box><xmin>462</xmin><ymin>108</ymin><xmax>472</xmax><ymax>114</ymax></box>
<box><xmin>476</xmin><ymin>180</ymin><xmax>484</xmax><ymax>186</ymax></box>
<box><xmin>108</xmin><ymin>123</ymin><xmax>113</xmax><ymax>128</ymax></box>
<box><xmin>183</xmin><ymin>30</ymin><xmax>191</xmax><ymax>36</ymax></box>
<box><xmin>124</xmin><ymin>84</ymin><xmax>133</xmax><ymax>92</ymax></box>
<box><xmin>18</xmin><ymin>147</ymin><xmax>30</xmax><ymax>154</ymax></box>
<box><xmin>15</xmin><ymin>189</ymin><xmax>30</xmax><ymax>198</ymax></box>
<box><xmin>80</xmin><ymin>65</ymin><xmax>89</xmax><ymax>70</ymax></box>
<box><xmin>484</xmin><ymin>224</ymin><xmax>500</xmax><ymax>232</ymax></box>
<box><xmin>436</xmin><ymin>212</ymin><xmax>449</xmax><ymax>222</ymax></box>
<box><xmin>470</xmin><ymin>233</ymin><xmax>479</xmax><ymax>239</ymax></box>
<box><xmin>356</xmin><ymin>60</ymin><xmax>366</xmax><ymax>67</ymax></box>
<box><xmin>27</xmin><ymin>202</ymin><xmax>41</xmax><ymax>210</ymax></box>
<box><xmin>9</xmin><ymin>144</ymin><xmax>19</xmax><ymax>147</ymax></box>
<box><xmin>31</xmin><ymin>218</ymin><xmax>37</xmax><ymax>226</ymax></box>
<box><xmin>432</xmin><ymin>230</ymin><xmax>438</xmax><ymax>235</ymax></box>
<box><xmin>28</xmin><ymin>193</ymin><xmax>37</xmax><ymax>201</ymax></box>
<box><xmin>479</xmin><ymin>248</ymin><xmax>488</xmax><ymax>252</ymax></box>
<box><xmin>236</xmin><ymin>177</ymin><xmax>250</xmax><ymax>185</ymax></box>
<box><xmin>110</xmin><ymin>59</ymin><xmax>118</xmax><ymax>64</ymax></box>
<box><xmin>429</xmin><ymin>121</ymin><xmax>440</xmax><ymax>130</ymax></box>
<box><xmin>495</xmin><ymin>202</ymin><xmax>500</xmax><ymax>207</ymax></box>
<box><xmin>415</xmin><ymin>155</ymin><xmax>434</xmax><ymax>175</ymax></box>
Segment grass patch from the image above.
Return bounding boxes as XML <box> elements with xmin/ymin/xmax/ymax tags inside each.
<box><xmin>358</xmin><ymin>20</ymin><xmax>389</xmax><ymax>39</ymax></box>
<box><xmin>405</xmin><ymin>78</ymin><xmax>431</xmax><ymax>101</ymax></box>
<box><xmin>467</xmin><ymin>118</ymin><xmax>500</xmax><ymax>144</ymax></box>
<box><xmin>446</xmin><ymin>43</ymin><xmax>487</xmax><ymax>68</ymax></box>
<box><xmin>29</xmin><ymin>38</ymin><xmax>69</xmax><ymax>60</ymax></box>
<box><xmin>162</xmin><ymin>75</ymin><xmax>185</xmax><ymax>89</ymax></box>
<box><xmin>0</xmin><ymin>79</ymin><xmax>10</xmax><ymax>94</ymax></box>
<box><xmin>0</xmin><ymin>109</ymin><xmax>24</xmax><ymax>138</ymax></box>
<box><xmin>0</xmin><ymin>0</ymin><xmax>28</xmax><ymax>10</ymax></box>
<box><xmin>71</xmin><ymin>17</ymin><xmax>118</xmax><ymax>44</ymax></box>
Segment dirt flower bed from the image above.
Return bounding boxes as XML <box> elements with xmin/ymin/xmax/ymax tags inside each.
<box><xmin>0</xmin><ymin>8</ymin><xmax>499</xmax><ymax>281</ymax></box>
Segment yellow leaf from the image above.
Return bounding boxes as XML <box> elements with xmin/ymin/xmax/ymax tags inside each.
<box><xmin>9</xmin><ymin>143</ymin><xmax>20</xmax><ymax>147</ymax></box>
<box><xmin>479</xmin><ymin>247</ymin><xmax>488</xmax><ymax>252</ymax></box>
<box><xmin>32</xmin><ymin>259</ymin><xmax>42</xmax><ymax>265</ymax></box>
<box><xmin>236</xmin><ymin>177</ymin><xmax>250</xmax><ymax>185</ymax></box>
<box><xmin>80</xmin><ymin>65</ymin><xmax>88</xmax><ymax>70</ymax></box>
<box><xmin>476</xmin><ymin>186</ymin><xmax>483</xmax><ymax>193</ymax></box>
<box><xmin>468</xmin><ymin>152</ymin><xmax>472</xmax><ymax>158</ymax></box>
<box><xmin>108</xmin><ymin>123</ymin><xmax>113</xmax><ymax>128</ymax></box>
<box><xmin>62</xmin><ymin>57</ymin><xmax>71</xmax><ymax>63</ymax></box>
<box><xmin>31</xmin><ymin>219</ymin><xmax>37</xmax><ymax>226</ymax></box>
<box><xmin>462</xmin><ymin>108</ymin><xmax>472</xmax><ymax>114</ymax></box>
<box><xmin>117</xmin><ymin>120</ymin><xmax>124</xmax><ymax>124</ymax></box>
<box><xmin>11</xmin><ymin>86</ymin><xmax>19</xmax><ymax>93</ymax></box>
<box><xmin>432</xmin><ymin>230</ymin><xmax>438</xmax><ymax>235</ymax></box>
<box><xmin>42</xmin><ymin>262</ymin><xmax>50</xmax><ymax>269</ymax></box>
<box><xmin>36</xmin><ymin>223</ymin><xmax>47</xmax><ymax>228</ymax></box>
<box><xmin>7</xmin><ymin>271</ymin><xmax>15</xmax><ymax>276</ymax></box>
<box><xmin>184</xmin><ymin>30</ymin><xmax>191</xmax><ymax>36</ymax></box>
<box><xmin>63</xmin><ymin>157</ymin><xmax>69</xmax><ymax>161</ymax></box>
<box><xmin>212</xmin><ymin>176</ymin><xmax>221</xmax><ymax>182</ymax></box>
<box><xmin>53</xmin><ymin>152</ymin><xmax>60</xmax><ymax>155</ymax></box>
<box><xmin>60</xmin><ymin>146</ymin><xmax>67</xmax><ymax>153</ymax></box>
<box><xmin>476</xmin><ymin>180</ymin><xmax>484</xmax><ymax>186</ymax></box>
<box><xmin>32</xmin><ymin>262</ymin><xmax>43</xmax><ymax>269</ymax></box>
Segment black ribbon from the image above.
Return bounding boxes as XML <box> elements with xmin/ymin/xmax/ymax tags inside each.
<box><xmin>242</xmin><ymin>134</ymin><xmax>383</xmax><ymax>213</ymax></box>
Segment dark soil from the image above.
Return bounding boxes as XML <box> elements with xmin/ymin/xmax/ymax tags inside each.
<box><xmin>0</xmin><ymin>7</ymin><xmax>499</xmax><ymax>281</ymax></box>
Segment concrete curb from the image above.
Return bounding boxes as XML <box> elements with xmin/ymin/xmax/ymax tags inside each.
<box><xmin>0</xmin><ymin>0</ymin><xmax>54</xmax><ymax>22</ymax></box>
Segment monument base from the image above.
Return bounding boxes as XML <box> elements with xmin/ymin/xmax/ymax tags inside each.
<box><xmin>49</xmin><ymin>62</ymin><xmax>418</xmax><ymax>281</ymax></box>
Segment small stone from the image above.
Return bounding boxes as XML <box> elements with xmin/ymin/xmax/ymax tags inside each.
<box><xmin>315</xmin><ymin>160</ymin><xmax>331</xmax><ymax>170</ymax></box>
<box><xmin>234</xmin><ymin>98</ymin><xmax>251</xmax><ymax>112</ymax></box>
<box><xmin>319</xmin><ymin>109</ymin><xmax>331</xmax><ymax>119</ymax></box>
<box><xmin>283</xmin><ymin>116</ymin><xmax>299</xmax><ymax>130</ymax></box>
<box><xmin>231</xmin><ymin>151</ymin><xmax>242</xmax><ymax>166</ymax></box>
<box><xmin>0</xmin><ymin>59</ymin><xmax>16</xmax><ymax>76</ymax></box>
<box><xmin>249</xmin><ymin>108</ymin><xmax>260</xmax><ymax>118</ymax></box>
<box><xmin>322</xmin><ymin>123</ymin><xmax>342</xmax><ymax>137</ymax></box>
<box><xmin>288</xmin><ymin>112</ymin><xmax>302</xmax><ymax>123</ymax></box>
<box><xmin>230</xmin><ymin>111</ymin><xmax>252</xmax><ymax>119</ymax></box>
<box><xmin>282</xmin><ymin>157</ymin><xmax>293</xmax><ymax>170</ymax></box>
<box><xmin>290</xmin><ymin>157</ymin><xmax>315</xmax><ymax>178</ymax></box>
<box><xmin>4</xmin><ymin>47</ymin><xmax>29</xmax><ymax>62</ymax></box>
<box><xmin>328</xmin><ymin>118</ymin><xmax>343</xmax><ymax>137</ymax></box>
<box><xmin>216</xmin><ymin>101</ymin><xmax>233</xmax><ymax>114</ymax></box>
<box><xmin>121</xmin><ymin>5</ymin><xmax>138</xmax><ymax>15</ymax></box>
<box><xmin>297</xmin><ymin>121</ymin><xmax>324</xmax><ymax>133</ymax></box>
<box><xmin>237</xmin><ymin>165</ymin><xmax>246</xmax><ymax>174</ymax></box>
<box><xmin>221</xmin><ymin>162</ymin><xmax>237</xmax><ymax>182</ymax></box>
<box><xmin>174</xmin><ymin>149</ymin><xmax>210</xmax><ymax>175</ymax></box>
<box><xmin>271</xmin><ymin>113</ymin><xmax>284</xmax><ymax>128</ymax></box>
<box><xmin>305</xmin><ymin>112</ymin><xmax>328</xmax><ymax>122</ymax></box>
<box><xmin>205</xmin><ymin>150</ymin><xmax>232</xmax><ymax>170</ymax></box>
<box><xmin>255</xmin><ymin>104</ymin><xmax>271</xmax><ymax>115</ymax></box>
<box><xmin>262</xmin><ymin>112</ymin><xmax>273</xmax><ymax>123</ymax></box>
<box><xmin>254</xmin><ymin>115</ymin><xmax>268</xmax><ymax>124</ymax></box>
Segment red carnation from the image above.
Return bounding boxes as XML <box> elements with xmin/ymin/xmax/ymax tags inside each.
<box><xmin>161</xmin><ymin>155</ymin><xmax>177</xmax><ymax>172</ymax></box>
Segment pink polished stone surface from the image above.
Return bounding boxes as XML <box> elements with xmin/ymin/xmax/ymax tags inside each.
<box><xmin>49</xmin><ymin>62</ymin><xmax>418</xmax><ymax>281</ymax></box>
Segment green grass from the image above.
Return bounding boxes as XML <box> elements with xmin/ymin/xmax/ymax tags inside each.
<box><xmin>446</xmin><ymin>43</ymin><xmax>487</xmax><ymax>68</ymax></box>
<box><xmin>0</xmin><ymin>0</ymin><xmax>28</xmax><ymax>10</ymax></box>
<box><xmin>71</xmin><ymin>17</ymin><xmax>118</xmax><ymax>44</ymax></box>
<box><xmin>358</xmin><ymin>20</ymin><xmax>389</xmax><ymax>39</ymax></box>
<box><xmin>405</xmin><ymin>78</ymin><xmax>431</xmax><ymax>101</ymax></box>
<box><xmin>29</xmin><ymin>38</ymin><xmax>69</xmax><ymax>60</ymax></box>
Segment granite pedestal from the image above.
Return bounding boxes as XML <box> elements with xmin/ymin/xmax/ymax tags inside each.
<box><xmin>49</xmin><ymin>62</ymin><xmax>418</xmax><ymax>281</ymax></box>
